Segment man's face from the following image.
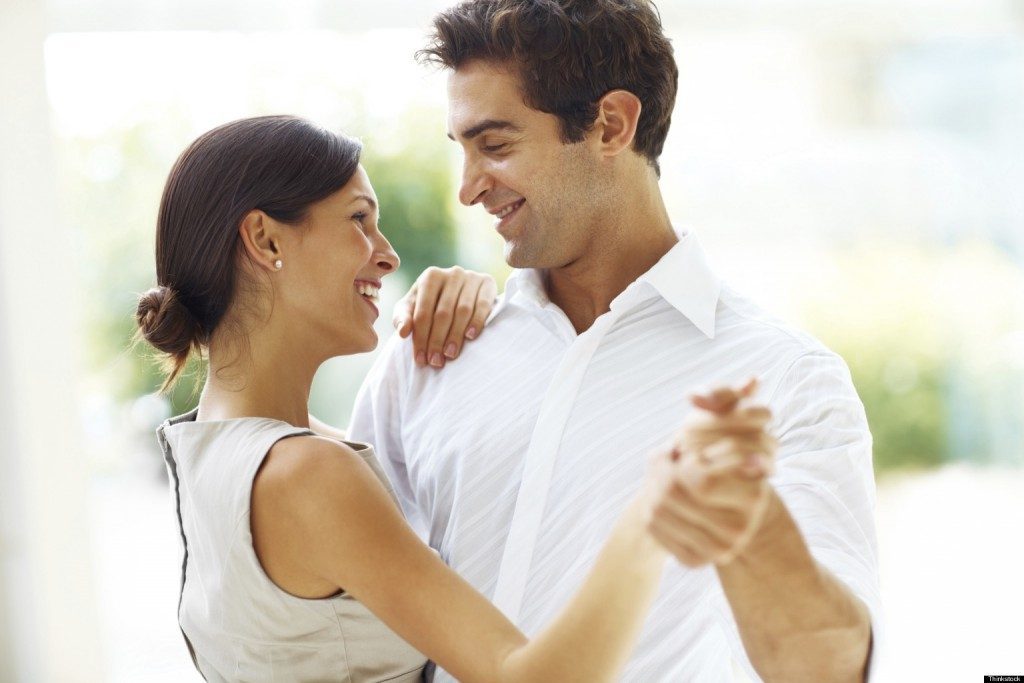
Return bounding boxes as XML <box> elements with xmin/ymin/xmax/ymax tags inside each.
<box><xmin>447</xmin><ymin>60</ymin><xmax>604</xmax><ymax>269</ymax></box>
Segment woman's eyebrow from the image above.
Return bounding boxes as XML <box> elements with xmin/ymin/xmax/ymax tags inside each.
<box><xmin>350</xmin><ymin>194</ymin><xmax>378</xmax><ymax>211</ymax></box>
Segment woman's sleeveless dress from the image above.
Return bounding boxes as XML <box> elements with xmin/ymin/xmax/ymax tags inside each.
<box><xmin>157</xmin><ymin>409</ymin><xmax>428</xmax><ymax>682</ymax></box>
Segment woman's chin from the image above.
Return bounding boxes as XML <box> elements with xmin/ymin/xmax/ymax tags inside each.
<box><xmin>359</xmin><ymin>332</ymin><xmax>379</xmax><ymax>353</ymax></box>
<box><xmin>328</xmin><ymin>328</ymin><xmax>378</xmax><ymax>357</ymax></box>
<box><xmin>355</xmin><ymin>328</ymin><xmax>379</xmax><ymax>353</ymax></box>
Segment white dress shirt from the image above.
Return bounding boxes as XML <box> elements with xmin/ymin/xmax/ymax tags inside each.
<box><xmin>349</xmin><ymin>231</ymin><xmax>882</xmax><ymax>682</ymax></box>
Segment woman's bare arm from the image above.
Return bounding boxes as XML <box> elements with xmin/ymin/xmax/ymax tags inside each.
<box><xmin>252</xmin><ymin>435</ymin><xmax>668</xmax><ymax>683</ymax></box>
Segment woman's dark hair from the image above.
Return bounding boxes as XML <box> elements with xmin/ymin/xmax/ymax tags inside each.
<box><xmin>135</xmin><ymin>115</ymin><xmax>362</xmax><ymax>391</ymax></box>
<box><xmin>417</xmin><ymin>0</ymin><xmax>678</xmax><ymax>176</ymax></box>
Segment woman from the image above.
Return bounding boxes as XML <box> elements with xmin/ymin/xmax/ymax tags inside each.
<box><xmin>137</xmin><ymin>115</ymin><xmax>671</xmax><ymax>682</ymax></box>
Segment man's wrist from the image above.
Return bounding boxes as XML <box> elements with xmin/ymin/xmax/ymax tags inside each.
<box><xmin>719</xmin><ymin>488</ymin><xmax>804</xmax><ymax>578</ymax></box>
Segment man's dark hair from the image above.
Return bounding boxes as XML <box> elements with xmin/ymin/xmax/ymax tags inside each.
<box><xmin>417</xmin><ymin>0</ymin><xmax>678</xmax><ymax>175</ymax></box>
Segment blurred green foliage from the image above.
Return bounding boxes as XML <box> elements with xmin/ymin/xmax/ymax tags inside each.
<box><xmin>60</xmin><ymin>124</ymin><xmax>181</xmax><ymax>403</ymax></box>
<box><xmin>799</xmin><ymin>243</ymin><xmax>1024</xmax><ymax>475</ymax></box>
<box><xmin>360</xmin><ymin>133</ymin><xmax>458</xmax><ymax>278</ymax></box>
<box><xmin>843</xmin><ymin>348</ymin><xmax>948</xmax><ymax>472</ymax></box>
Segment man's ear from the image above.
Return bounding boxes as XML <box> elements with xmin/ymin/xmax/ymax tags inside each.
<box><xmin>238</xmin><ymin>210</ymin><xmax>283</xmax><ymax>272</ymax></box>
<box><xmin>593</xmin><ymin>89</ymin><xmax>642</xmax><ymax>158</ymax></box>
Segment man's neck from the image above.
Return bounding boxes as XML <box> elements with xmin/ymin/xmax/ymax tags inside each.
<box><xmin>544</xmin><ymin>218</ymin><xmax>678</xmax><ymax>334</ymax></box>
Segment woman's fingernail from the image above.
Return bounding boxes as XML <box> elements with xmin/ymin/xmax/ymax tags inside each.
<box><xmin>416</xmin><ymin>351</ymin><xmax>426</xmax><ymax>366</ymax></box>
<box><xmin>466</xmin><ymin>326</ymin><xmax>477</xmax><ymax>340</ymax></box>
<box><xmin>743</xmin><ymin>455</ymin><xmax>766</xmax><ymax>477</ymax></box>
<box><xmin>430</xmin><ymin>352</ymin><xmax>444</xmax><ymax>367</ymax></box>
<box><xmin>444</xmin><ymin>342</ymin><xmax>457</xmax><ymax>359</ymax></box>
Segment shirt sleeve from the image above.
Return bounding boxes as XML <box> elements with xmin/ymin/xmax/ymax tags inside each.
<box><xmin>721</xmin><ymin>350</ymin><xmax>885</xmax><ymax>681</ymax></box>
<box><xmin>348</xmin><ymin>333</ymin><xmax>429</xmax><ymax>540</ymax></box>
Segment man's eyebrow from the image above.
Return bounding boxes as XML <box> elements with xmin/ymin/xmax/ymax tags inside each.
<box><xmin>447</xmin><ymin>119</ymin><xmax>521</xmax><ymax>141</ymax></box>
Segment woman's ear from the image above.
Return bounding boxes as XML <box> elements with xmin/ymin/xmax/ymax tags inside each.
<box><xmin>238</xmin><ymin>210</ymin><xmax>283</xmax><ymax>272</ymax></box>
<box><xmin>593</xmin><ymin>89</ymin><xmax>642</xmax><ymax>159</ymax></box>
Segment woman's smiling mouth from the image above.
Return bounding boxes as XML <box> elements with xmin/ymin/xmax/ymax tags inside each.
<box><xmin>356</xmin><ymin>280</ymin><xmax>380</xmax><ymax>317</ymax></box>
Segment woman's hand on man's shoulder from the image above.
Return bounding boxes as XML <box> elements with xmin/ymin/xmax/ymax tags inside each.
<box><xmin>393</xmin><ymin>266</ymin><xmax>498</xmax><ymax>369</ymax></box>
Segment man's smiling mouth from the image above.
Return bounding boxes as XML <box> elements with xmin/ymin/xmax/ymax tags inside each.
<box><xmin>495</xmin><ymin>199</ymin><xmax>524</xmax><ymax>219</ymax></box>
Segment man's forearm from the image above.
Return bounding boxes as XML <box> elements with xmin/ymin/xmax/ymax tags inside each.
<box><xmin>717</xmin><ymin>489</ymin><xmax>872</xmax><ymax>682</ymax></box>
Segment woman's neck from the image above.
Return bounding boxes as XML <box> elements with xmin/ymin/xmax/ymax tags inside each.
<box><xmin>196</xmin><ymin>323</ymin><xmax>320</xmax><ymax>428</ymax></box>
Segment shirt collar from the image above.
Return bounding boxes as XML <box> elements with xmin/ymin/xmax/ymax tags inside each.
<box><xmin>492</xmin><ymin>231</ymin><xmax>720</xmax><ymax>338</ymax></box>
<box><xmin>636</xmin><ymin>231</ymin><xmax>720</xmax><ymax>338</ymax></box>
<box><xmin>503</xmin><ymin>267</ymin><xmax>546</xmax><ymax>305</ymax></box>
<box><xmin>484</xmin><ymin>267</ymin><xmax>545</xmax><ymax>324</ymax></box>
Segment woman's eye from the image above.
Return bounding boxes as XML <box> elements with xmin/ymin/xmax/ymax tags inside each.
<box><xmin>352</xmin><ymin>212</ymin><xmax>367</xmax><ymax>223</ymax></box>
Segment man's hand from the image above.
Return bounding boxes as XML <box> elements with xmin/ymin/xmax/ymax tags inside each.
<box><xmin>393</xmin><ymin>266</ymin><xmax>498</xmax><ymax>369</ymax></box>
<box><xmin>647</xmin><ymin>379</ymin><xmax>778</xmax><ymax>567</ymax></box>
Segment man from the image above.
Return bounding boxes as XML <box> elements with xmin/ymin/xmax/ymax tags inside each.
<box><xmin>351</xmin><ymin>1</ymin><xmax>880</xmax><ymax>680</ymax></box>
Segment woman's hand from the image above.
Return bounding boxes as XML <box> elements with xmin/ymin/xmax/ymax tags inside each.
<box><xmin>394</xmin><ymin>266</ymin><xmax>498</xmax><ymax>368</ymax></box>
<box><xmin>645</xmin><ymin>379</ymin><xmax>778</xmax><ymax>567</ymax></box>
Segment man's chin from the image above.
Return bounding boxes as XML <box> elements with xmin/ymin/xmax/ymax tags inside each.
<box><xmin>504</xmin><ymin>241</ymin><xmax>537</xmax><ymax>269</ymax></box>
<box><xmin>505</xmin><ymin>242</ymin><xmax>571</xmax><ymax>272</ymax></box>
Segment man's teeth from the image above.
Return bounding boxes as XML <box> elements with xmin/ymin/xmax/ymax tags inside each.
<box><xmin>497</xmin><ymin>200</ymin><xmax>522</xmax><ymax>219</ymax></box>
<box><xmin>357</xmin><ymin>283</ymin><xmax>380</xmax><ymax>301</ymax></box>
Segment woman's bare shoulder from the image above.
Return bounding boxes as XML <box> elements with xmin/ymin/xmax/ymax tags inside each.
<box><xmin>252</xmin><ymin>433</ymin><xmax>408</xmax><ymax>592</ymax></box>
<box><xmin>256</xmin><ymin>434</ymin><xmax>386</xmax><ymax>513</ymax></box>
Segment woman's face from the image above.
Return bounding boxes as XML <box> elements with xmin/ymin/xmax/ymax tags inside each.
<box><xmin>278</xmin><ymin>165</ymin><xmax>399</xmax><ymax>356</ymax></box>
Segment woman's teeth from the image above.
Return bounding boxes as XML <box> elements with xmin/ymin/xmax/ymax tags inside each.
<box><xmin>357</xmin><ymin>283</ymin><xmax>380</xmax><ymax>302</ymax></box>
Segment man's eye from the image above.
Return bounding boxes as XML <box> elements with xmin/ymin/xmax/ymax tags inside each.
<box><xmin>483</xmin><ymin>143</ymin><xmax>508</xmax><ymax>153</ymax></box>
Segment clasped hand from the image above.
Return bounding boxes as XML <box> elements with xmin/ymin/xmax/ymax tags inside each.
<box><xmin>643</xmin><ymin>379</ymin><xmax>778</xmax><ymax>567</ymax></box>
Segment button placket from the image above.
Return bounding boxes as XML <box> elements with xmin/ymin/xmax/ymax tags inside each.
<box><xmin>490</xmin><ymin>295</ymin><xmax>639</xmax><ymax>622</ymax></box>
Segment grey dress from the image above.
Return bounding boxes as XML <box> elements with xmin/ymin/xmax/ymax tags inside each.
<box><xmin>157</xmin><ymin>410</ymin><xmax>428</xmax><ymax>682</ymax></box>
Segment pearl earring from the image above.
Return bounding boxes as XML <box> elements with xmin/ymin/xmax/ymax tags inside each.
<box><xmin>274</xmin><ymin>259</ymin><xmax>283</xmax><ymax>270</ymax></box>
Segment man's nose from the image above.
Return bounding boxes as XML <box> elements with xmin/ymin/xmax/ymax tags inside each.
<box><xmin>458</xmin><ymin>156</ymin><xmax>490</xmax><ymax>207</ymax></box>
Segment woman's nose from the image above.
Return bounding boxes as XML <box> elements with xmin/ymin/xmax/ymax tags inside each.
<box><xmin>375</xmin><ymin>239</ymin><xmax>400</xmax><ymax>274</ymax></box>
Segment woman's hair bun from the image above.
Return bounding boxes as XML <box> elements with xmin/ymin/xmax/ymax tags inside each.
<box><xmin>135</xmin><ymin>286</ymin><xmax>201</xmax><ymax>357</ymax></box>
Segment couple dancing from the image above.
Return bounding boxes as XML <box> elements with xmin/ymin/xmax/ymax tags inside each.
<box><xmin>137</xmin><ymin>0</ymin><xmax>880</xmax><ymax>680</ymax></box>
